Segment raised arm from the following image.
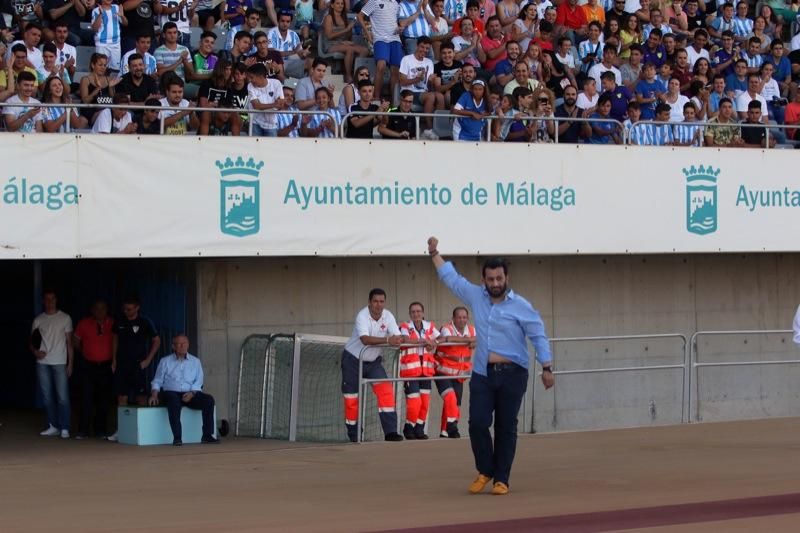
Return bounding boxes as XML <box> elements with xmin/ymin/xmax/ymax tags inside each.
<box><xmin>427</xmin><ymin>236</ymin><xmax>481</xmax><ymax>304</ymax></box>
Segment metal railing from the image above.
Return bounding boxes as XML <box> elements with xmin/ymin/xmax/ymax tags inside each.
<box><xmin>689</xmin><ymin>329</ymin><xmax>799</xmax><ymax>422</ymax></box>
<box><xmin>629</xmin><ymin>119</ymin><xmax>799</xmax><ymax>147</ymax></box>
<box><xmin>356</xmin><ymin>342</ymin><xmax>471</xmax><ymax>443</ymax></box>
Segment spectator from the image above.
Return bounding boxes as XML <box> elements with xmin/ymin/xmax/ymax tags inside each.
<box><xmin>740</xmin><ymin>99</ymin><xmax>775</xmax><ymax>148</ymax></box>
<box><xmin>672</xmin><ymin>48</ymin><xmax>693</xmax><ymax>93</ymax></box>
<box><xmin>708</xmin><ymin>2</ymin><xmax>735</xmax><ymax>45</ymax></box>
<box><xmin>587</xmin><ymin>93</ymin><xmax>622</xmax><ymax>144</ymax></box>
<box><xmin>684</xmin><ymin>0</ymin><xmax>705</xmax><ymax>33</ymax></box>
<box><xmin>657</xmin><ymin>61</ymin><xmax>672</xmax><ymax>87</ymax></box>
<box><xmin>276</xmin><ymin>78</ymin><xmax>300</xmax><ymax>137</ymax></box>
<box><xmin>220</xmin><ymin>30</ymin><xmax>254</xmax><ymax>64</ymax></box>
<box><xmin>225</xmin><ymin>7</ymin><xmax>260</xmax><ymax>51</ymax></box>
<box><xmin>79</xmin><ymin>53</ymin><xmax>117</xmax><ymax>125</ymax></box>
<box><xmin>198</xmin><ymin>59</ymin><xmax>236</xmax><ymax>134</ymax></box>
<box><xmin>604</xmin><ymin>17</ymin><xmax>621</xmax><ymax>51</ymax></box>
<box><xmin>760</xmin><ymin>62</ymin><xmax>784</xmax><ymax>124</ymax></box>
<box><xmin>118</xmin><ymin>53</ymin><xmax>160</xmax><ymax>106</ymax></box>
<box><xmin>294</xmin><ymin>0</ymin><xmax>315</xmax><ymax>43</ymax></box>
<box><xmin>46</xmin><ymin>0</ymin><xmax>89</xmax><ymax>47</ymax></box>
<box><xmin>624</xmin><ymin>100</ymin><xmax>647</xmax><ymax>144</ymax></box>
<box><xmin>107</xmin><ymin>296</ymin><xmax>160</xmax><ymax>442</ymax></box>
<box><xmin>269</xmin><ymin>11</ymin><xmax>311</xmax><ymax>80</ymax></box>
<box><xmin>600</xmin><ymin>69</ymin><xmax>633</xmax><ymax>122</ymax></box>
<box><xmin>663</xmin><ymin>76</ymin><xmax>689</xmax><ymax>122</ymax></box>
<box><xmin>663</xmin><ymin>0</ymin><xmax>686</xmax><ymax>36</ymax></box>
<box><xmin>506</xmin><ymin>86</ymin><xmax>534</xmax><ymax>142</ymax></box>
<box><xmin>300</xmin><ymin>86</ymin><xmax>340</xmax><ymax>137</ymax></box>
<box><xmin>480</xmin><ymin>16</ymin><xmax>506</xmax><ymax>73</ymax></box>
<box><xmin>712</xmin><ymin>31</ymin><xmax>737</xmax><ymax>77</ymax></box>
<box><xmin>491</xmin><ymin>92</ymin><xmax>515</xmax><ymax>141</ymax></box>
<box><xmin>579</xmin><ymin>21</ymin><xmax>604</xmax><ymax>76</ymax></box>
<box><xmin>222</xmin><ymin>0</ymin><xmax>253</xmax><ymax>27</ymax></box>
<box><xmin>504</xmin><ymin>60</ymin><xmax>539</xmax><ymax>95</ymax></box>
<box><xmin>323</xmin><ymin>0</ymin><xmax>368</xmax><ymax>84</ymax></box>
<box><xmin>784</xmin><ymin>90</ymin><xmax>800</xmax><ymax>141</ymax></box>
<box><xmin>555</xmin><ymin>83</ymin><xmax>582</xmax><ymax>143</ymax></box>
<box><xmin>453</xmin><ymin>78</ymin><xmax>487</xmax><ymax>141</ymax></box>
<box><xmin>684</xmin><ymin>29</ymin><xmax>709</xmax><ymax>69</ymax></box>
<box><xmin>37</xmin><ymin>42</ymin><xmax>71</xmax><ymax>86</ymax></box>
<box><xmin>428</xmin><ymin>0</ymin><xmax>451</xmax><ymax>59</ymax></box>
<box><xmin>452</xmin><ymin>17</ymin><xmax>483</xmax><ymax>71</ymax></box>
<box><xmin>41</xmin><ymin>75</ymin><xmax>86</xmax><ymax>132</ymax></box>
<box><xmin>635</xmin><ymin>61</ymin><xmax>665</xmax><ymax>120</ymax></box>
<box><xmin>398</xmin><ymin>0</ymin><xmax>432</xmax><ymax>56</ymax></box>
<box><xmin>642</xmin><ymin>27</ymin><xmax>666</xmax><ymax>69</ymax></box>
<box><xmin>3</xmin><ymin>69</ymin><xmax>42</xmax><ymax>132</ymax></box>
<box><xmin>379</xmin><ymin>88</ymin><xmax>418</xmax><ymax>139</ymax></box>
<box><xmin>606</xmin><ymin>0</ymin><xmax>629</xmax><ymax>27</ymax></box>
<box><xmin>148</xmin><ymin>335</ymin><xmax>220</xmax><ymax>446</ymax></box>
<box><xmin>5</xmin><ymin>21</ymin><xmax>43</xmax><ymax>71</ymax></box>
<box><xmin>92</xmin><ymin>92</ymin><xmax>137</xmax><ymax>133</ymax></box>
<box><xmin>748</xmin><ymin>16</ymin><xmax>771</xmax><ymax>55</ymax></box>
<box><xmin>511</xmin><ymin>3</ymin><xmax>537</xmax><ymax>52</ymax></box>
<box><xmin>621</xmin><ymin>44</ymin><xmax>643</xmax><ymax>91</ymax></box>
<box><xmin>520</xmin><ymin>42</ymin><xmax>543</xmax><ymax>82</ymax></box>
<box><xmin>159</xmin><ymin>75</ymin><xmax>198</xmax><ymax>134</ymax></box>
<box><xmin>121</xmin><ymin>35</ymin><xmax>157</xmax><ymax>76</ymax></box>
<box><xmin>638</xmin><ymin>102</ymin><xmax>673</xmax><ymax>145</ymax></box>
<box><xmin>50</xmin><ymin>22</ymin><xmax>77</xmax><ymax>79</ymax></box>
<box><xmin>736</xmin><ymin>72</ymin><xmax>767</xmax><ymax>120</ymax></box>
<box><xmin>73</xmin><ymin>300</ymin><xmax>114</xmax><ymax>440</ymax></box>
<box><xmin>399</xmin><ymin>36</ymin><xmax>442</xmax><ymax>137</ymax></box>
<box><xmin>673</xmin><ymin>101</ymin><xmax>703</xmax><ymax>146</ymax></box>
<box><xmin>30</xmin><ymin>290</ymin><xmax>73</xmax><ymax>439</ymax></box>
<box><xmin>493</xmin><ymin>41</ymin><xmax>520</xmax><ymax>88</ymax></box>
<box><xmin>704</xmin><ymin>97</ymin><xmax>743</xmax><ymax>146</ymax></box>
<box><xmin>692</xmin><ymin>58</ymin><xmax>711</xmax><ymax>87</ymax></box>
<box><xmin>155</xmin><ymin>22</ymin><xmax>194</xmax><ymax>82</ymax></box>
<box><xmin>554</xmin><ymin>37</ymin><xmax>577</xmax><ymax>81</ymax></box>
<box><xmin>295</xmin><ymin>57</ymin><xmax>334</xmax><ymax>110</ymax></box>
<box><xmin>634</xmin><ymin>0</ymin><xmax>652</xmax><ymax>26</ymax></box>
<box><xmin>247</xmin><ymin>62</ymin><xmax>285</xmax><ymax>136</ymax></box>
<box><xmin>588</xmin><ymin>43</ymin><xmax>621</xmax><ymax>88</ymax></box>
<box><xmin>642</xmin><ymin>8</ymin><xmax>671</xmax><ymax>41</ymax></box>
<box><xmin>156</xmin><ymin>0</ymin><xmax>195</xmax><ymax>48</ymax></box>
<box><xmin>449</xmin><ymin>62</ymin><xmax>475</xmax><ymax>108</ymax></box>
<box><xmin>619</xmin><ymin>14</ymin><xmax>642</xmax><ymax>61</ymax></box>
<box><xmin>742</xmin><ymin>37</ymin><xmax>764</xmax><ymax>74</ymax></box>
<box><xmin>555</xmin><ymin>0</ymin><xmax>588</xmax><ymax>42</ymax></box>
<box><xmin>430</xmin><ymin>41</ymin><xmax>463</xmax><ymax>107</ymax></box>
<box><xmin>228</xmin><ymin>62</ymin><xmax>249</xmax><ymax>109</ymax></box>
<box><xmin>346</xmin><ymin>78</ymin><xmax>389</xmax><ymax>138</ymax></box>
<box><xmin>707</xmin><ymin>73</ymin><xmax>726</xmax><ymax>119</ymax></box>
<box><xmin>195</xmin><ymin>0</ymin><xmax>219</xmax><ymax>31</ymax></box>
<box><xmin>576</xmin><ymin>76</ymin><xmax>599</xmax><ymax>112</ymax></box>
<box><xmin>534</xmin><ymin>18</ymin><xmax>555</xmax><ymax>54</ymax></box>
<box><xmin>686</xmin><ymin>79</ymin><xmax>708</xmax><ymax>120</ymax></box>
<box><xmin>338</xmin><ymin>65</ymin><xmax>370</xmax><ymax>115</ymax></box>
<box><xmin>530</xmin><ymin>87</ymin><xmax>555</xmax><ymax>142</ymax></box>
<box><xmin>763</xmin><ymin>41</ymin><xmax>791</xmax><ymax>99</ymax></box>
<box><xmin>1</xmin><ymin>44</ymin><xmax>38</xmax><ymax>96</ymax></box>
<box><xmin>758</xmin><ymin>4</ymin><xmax>783</xmax><ymax>42</ymax></box>
<box><xmin>122</xmin><ymin>0</ymin><xmax>157</xmax><ymax>55</ymax></box>
<box><xmin>731</xmin><ymin>1</ymin><xmax>752</xmax><ymax>45</ymax></box>
<box><xmin>452</xmin><ymin>1</ymin><xmax>486</xmax><ymax>36</ymax></box>
<box><xmin>193</xmin><ymin>31</ymin><xmax>219</xmax><ymax>80</ymax></box>
<box><xmin>251</xmin><ymin>31</ymin><xmax>285</xmax><ymax>81</ymax></box>
<box><xmin>136</xmin><ymin>97</ymin><xmax>161</xmax><ymax>134</ymax></box>
<box><xmin>91</xmin><ymin>0</ymin><xmax>127</xmax><ymax>73</ymax></box>
<box><xmin>725</xmin><ymin>59</ymin><xmax>748</xmax><ymax>98</ymax></box>
<box><xmin>582</xmin><ymin>0</ymin><xmax>605</xmax><ymax>26</ymax></box>
<box><xmin>475</xmin><ymin>0</ymin><xmax>495</xmax><ymax>26</ymax></box>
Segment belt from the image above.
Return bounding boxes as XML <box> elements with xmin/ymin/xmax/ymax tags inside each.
<box><xmin>487</xmin><ymin>362</ymin><xmax>520</xmax><ymax>372</ymax></box>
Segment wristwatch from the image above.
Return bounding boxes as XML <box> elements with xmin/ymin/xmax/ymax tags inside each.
<box><xmin>542</xmin><ymin>366</ymin><xmax>553</xmax><ymax>373</ymax></box>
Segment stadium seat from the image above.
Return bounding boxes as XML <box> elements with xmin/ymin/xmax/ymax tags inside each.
<box><xmin>317</xmin><ymin>32</ymin><xmax>344</xmax><ymax>61</ymax></box>
<box><xmin>189</xmin><ymin>27</ymin><xmax>204</xmax><ymax>49</ymax></box>
<box><xmin>75</xmin><ymin>46</ymin><xmax>95</xmax><ymax>72</ymax></box>
<box><xmin>213</xmin><ymin>29</ymin><xmax>228</xmax><ymax>51</ymax></box>
<box><xmin>432</xmin><ymin>110</ymin><xmax>454</xmax><ymax>140</ymax></box>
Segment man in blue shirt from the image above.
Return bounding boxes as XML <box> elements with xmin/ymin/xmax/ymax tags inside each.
<box><xmin>452</xmin><ymin>79</ymin><xmax>487</xmax><ymax>141</ymax></box>
<box><xmin>149</xmin><ymin>335</ymin><xmax>219</xmax><ymax>446</ymax></box>
<box><xmin>427</xmin><ymin>237</ymin><xmax>554</xmax><ymax>496</ymax></box>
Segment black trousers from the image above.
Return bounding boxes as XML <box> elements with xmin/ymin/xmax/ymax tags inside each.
<box><xmin>469</xmin><ymin>363</ymin><xmax>529</xmax><ymax>486</ymax></box>
<box><xmin>159</xmin><ymin>391</ymin><xmax>215</xmax><ymax>441</ymax></box>
<box><xmin>78</xmin><ymin>358</ymin><xmax>113</xmax><ymax>436</ymax></box>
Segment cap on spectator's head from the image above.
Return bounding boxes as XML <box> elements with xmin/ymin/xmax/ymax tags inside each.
<box><xmin>283</xmin><ymin>78</ymin><xmax>299</xmax><ymax>90</ymax></box>
<box><xmin>472</xmin><ymin>79</ymin><xmax>486</xmax><ymax>87</ymax></box>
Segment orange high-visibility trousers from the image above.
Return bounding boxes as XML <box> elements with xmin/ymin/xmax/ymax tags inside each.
<box><xmin>341</xmin><ymin>351</ymin><xmax>397</xmax><ymax>441</ymax></box>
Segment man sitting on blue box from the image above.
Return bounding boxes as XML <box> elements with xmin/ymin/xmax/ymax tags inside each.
<box><xmin>148</xmin><ymin>335</ymin><xmax>220</xmax><ymax>446</ymax></box>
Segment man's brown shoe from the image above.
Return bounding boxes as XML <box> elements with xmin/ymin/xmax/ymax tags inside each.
<box><xmin>491</xmin><ymin>482</ymin><xmax>509</xmax><ymax>495</ymax></box>
<box><xmin>468</xmin><ymin>474</ymin><xmax>491</xmax><ymax>494</ymax></box>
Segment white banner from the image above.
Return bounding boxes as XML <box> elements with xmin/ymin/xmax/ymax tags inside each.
<box><xmin>1</xmin><ymin>135</ymin><xmax>799</xmax><ymax>258</ymax></box>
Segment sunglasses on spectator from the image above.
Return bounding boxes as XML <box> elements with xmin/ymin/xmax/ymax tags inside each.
<box><xmin>538</xmin><ymin>98</ymin><xmax>550</xmax><ymax>103</ymax></box>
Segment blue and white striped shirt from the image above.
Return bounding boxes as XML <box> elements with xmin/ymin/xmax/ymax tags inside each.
<box><xmin>307</xmin><ymin>107</ymin><xmax>342</xmax><ymax>138</ymax></box>
<box><xmin>673</xmin><ymin>122</ymin><xmax>704</xmax><ymax>146</ymax></box>
<box><xmin>92</xmin><ymin>5</ymin><xmax>121</xmax><ymax>45</ymax></box>
<box><xmin>443</xmin><ymin>0</ymin><xmax>465</xmax><ymax>22</ymax></box>
<box><xmin>742</xmin><ymin>51</ymin><xmax>763</xmax><ymax>70</ymax></box>
<box><xmin>732</xmin><ymin>16</ymin><xmax>753</xmax><ymax>37</ymax></box>
<box><xmin>154</xmin><ymin>44</ymin><xmax>191</xmax><ymax>79</ymax></box>
<box><xmin>42</xmin><ymin>106</ymin><xmax>67</xmax><ymax>132</ymax></box>
<box><xmin>399</xmin><ymin>1</ymin><xmax>431</xmax><ymax>38</ymax></box>
<box><xmin>226</xmin><ymin>24</ymin><xmax>256</xmax><ymax>51</ymax></box>
<box><xmin>578</xmin><ymin>40</ymin><xmax>603</xmax><ymax>72</ymax></box>
<box><xmin>643</xmin><ymin>123</ymin><xmax>674</xmax><ymax>145</ymax></box>
<box><xmin>121</xmin><ymin>50</ymin><xmax>158</xmax><ymax>75</ymax></box>
<box><xmin>642</xmin><ymin>23</ymin><xmax>672</xmax><ymax>41</ymax></box>
<box><xmin>276</xmin><ymin>105</ymin><xmax>300</xmax><ymax>137</ymax></box>
<box><xmin>625</xmin><ymin>120</ymin><xmax>648</xmax><ymax>145</ymax></box>
<box><xmin>268</xmin><ymin>27</ymin><xmax>301</xmax><ymax>53</ymax></box>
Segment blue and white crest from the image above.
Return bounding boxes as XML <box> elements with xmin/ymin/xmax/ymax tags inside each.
<box><xmin>217</xmin><ymin>156</ymin><xmax>264</xmax><ymax>237</ymax></box>
<box><xmin>684</xmin><ymin>165</ymin><xmax>719</xmax><ymax>236</ymax></box>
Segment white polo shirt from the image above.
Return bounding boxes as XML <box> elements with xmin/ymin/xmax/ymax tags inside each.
<box><xmin>344</xmin><ymin>307</ymin><xmax>401</xmax><ymax>362</ymax></box>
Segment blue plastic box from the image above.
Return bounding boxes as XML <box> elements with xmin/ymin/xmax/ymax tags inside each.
<box><xmin>117</xmin><ymin>406</ymin><xmax>217</xmax><ymax>445</ymax></box>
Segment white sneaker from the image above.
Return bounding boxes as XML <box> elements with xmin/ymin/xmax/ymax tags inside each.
<box><xmin>60</xmin><ymin>430</ymin><xmax>70</xmax><ymax>439</ymax></box>
<box><xmin>40</xmin><ymin>425</ymin><xmax>59</xmax><ymax>436</ymax></box>
<box><xmin>106</xmin><ymin>432</ymin><xmax>118</xmax><ymax>442</ymax></box>
<box><xmin>422</xmin><ymin>129</ymin><xmax>439</xmax><ymax>140</ymax></box>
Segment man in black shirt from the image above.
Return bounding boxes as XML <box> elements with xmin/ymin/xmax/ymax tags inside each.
<box><xmin>118</xmin><ymin>53</ymin><xmax>160</xmax><ymax>106</ymax></box>
<box><xmin>378</xmin><ymin>89</ymin><xmax>417</xmax><ymax>139</ymax></box>
<box><xmin>122</xmin><ymin>0</ymin><xmax>156</xmax><ymax>54</ymax></box>
<box><xmin>45</xmin><ymin>0</ymin><xmax>89</xmax><ymax>46</ymax></box>
<box><xmin>684</xmin><ymin>0</ymin><xmax>706</xmax><ymax>32</ymax></box>
<box><xmin>136</xmin><ymin>97</ymin><xmax>161</xmax><ymax>133</ymax></box>
<box><xmin>346</xmin><ymin>79</ymin><xmax>389</xmax><ymax>138</ymax></box>
<box><xmin>740</xmin><ymin>100</ymin><xmax>775</xmax><ymax>148</ymax></box>
<box><xmin>555</xmin><ymin>84</ymin><xmax>583</xmax><ymax>143</ymax></box>
<box><xmin>433</xmin><ymin>42</ymin><xmax>463</xmax><ymax>107</ymax></box>
<box><xmin>111</xmin><ymin>296</ymin><xmax>160</xmax><ymax>428</ymax></box>
<box><xmin>250</xmin><ymin>30</ymin><xmax>285</xmax><ymax>81</ymax></box>
<box><xmin>449</xmin><ymin>63</ymin><xmax>475</xmax><ymax>111</ymax></box>
<box><xmin>605</xmin><ymin>0</ymin><xmax>629</xmax><ymax>25</ymax></box>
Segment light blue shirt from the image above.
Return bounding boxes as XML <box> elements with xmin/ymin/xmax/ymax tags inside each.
<box><xmin>151</xmin><ymin>353</ymin><xmax>204</xmax><ymax>393</ymax></box>
<box><xmin>437</xmin><ymin>261</ymin><xmax>551</xmax><ymax>376</ymax></box>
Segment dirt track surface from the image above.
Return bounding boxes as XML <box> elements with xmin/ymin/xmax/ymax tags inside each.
<box><xmin>1</xmin><ymin>415</ymin><xmax>799</xmax><ymax>532</ymax></box>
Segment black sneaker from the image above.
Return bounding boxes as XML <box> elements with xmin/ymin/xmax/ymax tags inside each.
<box><xmin>384</xmin><ymin>432</ymin><xmax>404</xmax><ymax>442</ymax></box>
<box><xmin>172</xmin><ymin>439</ymin><xmax>183</xmax><ymax>446</ymax></box>
<box><xmin>201</xmin><ymin>436</ymin><xmax>220</xmax><ymax>444</ymax></box>
<box><xmin>446</xmin><ymin>422</ymin><xmax>461</xmax><ymax>439</ymax></box>
<box><xmin>414</xmin><ymin>424</ymin><xmax>429</xmax><ymax>440</ymax></box>
<box><xmin>402</xmin><ymin>423</ymin><xmax>416</xmax><ymax>440</ymax></box>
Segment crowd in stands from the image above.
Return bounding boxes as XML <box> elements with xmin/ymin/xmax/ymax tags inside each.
<box><xmin>1</xmin><ymin>0</ymin><xmax>799</xmax><ymax>144</ymax></box>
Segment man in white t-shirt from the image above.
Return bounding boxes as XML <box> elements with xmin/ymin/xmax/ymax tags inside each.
<box><xmin>576</xmin><ymin>77</ymin><xmax>599</xmax><ymax>111</ymax></box>
<box><xmin>341</xmin><ymin>288</ymin><xmax>405</xmax><ymax>443</ymax></box>
<box><xmin>2</xmin><ymin>70</ymin><xmax>43</xmax><ymax>133</ymax></box>
<box><xmin>736</xmin><ymin>72</ymin><xmax>768</xmax><ymax>119</ymax></box>
<box><xmin>588</xmin><ymin>45</ymin><xmax>622</xmax><ymax>88</ymax></box>
<box><xmin>399</xmin><ymin>36</ymin><xmax>443</xmax><ymax>139</ymax></box>
<box><xmin>30</xmin><ymin>290</ymin><xmax>74</xmax><ymax>439</ymax></box>
<box><xmin>159</xmin><ymin>75</ymin><xmax>198</xmax><ymax>134</ymax></box>
<box><xmin>247</xmin><ymin>63</ymin><xmax>285</xmax><ymax>136</ymax></box>
<box><xmin>92</xmin><ymin>93</ymin><xmax>137</xmax><ymax>133</ymax></box>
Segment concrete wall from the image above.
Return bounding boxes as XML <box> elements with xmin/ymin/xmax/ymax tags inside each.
<box><xmin>197</xmin><ymin>253</ymin><xmax>800</xmax><ymax>433</ymax></box>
